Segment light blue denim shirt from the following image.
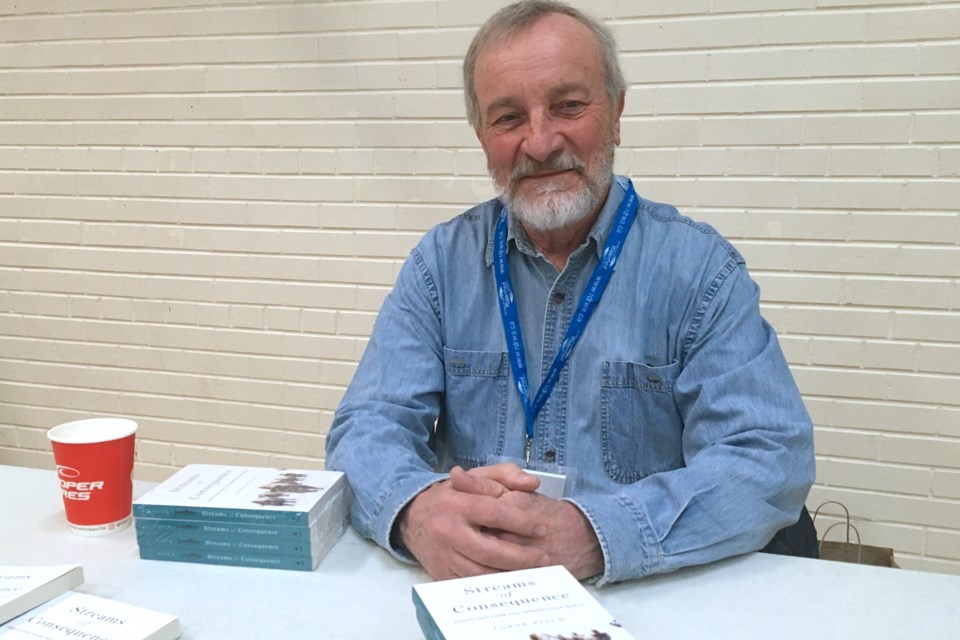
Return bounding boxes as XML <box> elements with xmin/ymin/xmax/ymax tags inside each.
<box><xmin>326</xmin><ymin>175</ymin><xmax>815</xmax><ymax>585</ymax></box>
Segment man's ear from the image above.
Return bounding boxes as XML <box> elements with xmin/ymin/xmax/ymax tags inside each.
<box><xmin>613</xmin><ymin>91</ymin><xmax>625</xmax><ymax>146</ymax></box>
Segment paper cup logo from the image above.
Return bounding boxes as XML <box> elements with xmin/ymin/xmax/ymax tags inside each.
<box><xmin>58</xmin><ymin>465</ymin><xmax>106</xmax><ymax>501</ymax></box>
<box><xmin>48</xmin><ymin>418</ymin><xmax>137</xmax><ymax>537</ymax></box>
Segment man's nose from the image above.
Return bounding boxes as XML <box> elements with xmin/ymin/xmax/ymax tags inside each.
<box><xmin>520</xmin><ymin>113</ymin><xmax>563</xmax><ymax>162</ymax></box>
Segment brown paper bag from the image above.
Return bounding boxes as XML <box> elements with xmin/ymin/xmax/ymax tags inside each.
<box><xmin>813</xmin><ymin>501</ymin><xmax>899</xmax><ymax>568</ymax></box>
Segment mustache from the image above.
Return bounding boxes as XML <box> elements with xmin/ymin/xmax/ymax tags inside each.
<box><xmin>510</xmin><ymin>153</ymin><xmax>586</xmax><ymax>184</ymax></box>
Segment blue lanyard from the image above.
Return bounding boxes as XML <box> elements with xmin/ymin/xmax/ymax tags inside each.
<box><xmin>493</xmin><ymin>181</ymin><xmax>639</xmax><ymax>461</ymax></box>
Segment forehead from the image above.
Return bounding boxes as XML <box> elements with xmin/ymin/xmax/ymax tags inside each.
<box><xmin>473</xmin><ymin>13</ymin><xmax>605</xmax><ymax>104</ymax></box>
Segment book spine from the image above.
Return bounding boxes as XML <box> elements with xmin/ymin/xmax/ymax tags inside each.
<box><xmin>412</xmin><ymin>590</ymin><xmax>447</xmax><ymax>640</ymax></box>
<box><xmin>132</xmin><ymin>503</ymin><xmax>310</xmax><ymax>525</ymax></box>
<box><xmin>137</xmin><ymin>546</ymin><xmax>318</xmax><ymax>571</ymax></box>
<box><xmin>135</xmin><ymin>529</ymin><xmax>314</xmax><ymax>556</ymax></box>
<box><xmin>133</xmin><ymin>517</ymin><xmax>316</xmax><ymax>544</ymax></box>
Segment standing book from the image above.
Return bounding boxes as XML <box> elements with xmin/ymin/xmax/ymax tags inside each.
<box><xmin>0</xmin><ymin>592</ymin><xmax>179</xmax><ymax>640</ymax></box>
<box><xmin>412</xmin><ymin>565</ymin><xmax>635</xmax><ymax>640</ymax></box>
<box><xmin>0</xmin><ymin>565</ymin><xmax>83</xmax><ymax>625</ymax></box>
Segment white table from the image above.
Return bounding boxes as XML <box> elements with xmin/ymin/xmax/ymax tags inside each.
<box><xmin>2</xmin><ymin>464</ymin><xmax>958</xmax><ymax>638</ymax></box>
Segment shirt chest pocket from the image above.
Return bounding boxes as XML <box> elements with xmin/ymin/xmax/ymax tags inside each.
<box><xmin>441</xmin><ymin>348</ymin><xmax>509</xmax><ymax>467</ymax></box>
<box><xmin>600</xmin><ymin>360</ymin><xmax>684</xmax><ymax>484</ymax></box>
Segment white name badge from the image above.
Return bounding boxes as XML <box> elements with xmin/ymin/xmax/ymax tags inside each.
<box><xmin>525</xmin><ymin>468</ymin><xmax>567</xmax><ymax>499</ymax></box>
<box><xmin>485</xmin><ymin>455</ymin><xmax>577</xmax><ymax>499</ymax></box>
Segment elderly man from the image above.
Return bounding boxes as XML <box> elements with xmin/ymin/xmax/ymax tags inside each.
<box><xmin>326</xmin><ymin>0</ymin><xmax>816</xmax><ymax>585</ymax></box>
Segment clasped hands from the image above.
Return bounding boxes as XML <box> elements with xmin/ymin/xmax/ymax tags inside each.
<box><xmin>395</xmin><ymin>462</ymin><xmax>603</xmax><ymax>581</ymax></box>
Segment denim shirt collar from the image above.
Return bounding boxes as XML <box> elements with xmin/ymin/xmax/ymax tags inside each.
<box><xmin>483</xmin><ymin>175</ymin><xmax>629</xmax><ymax>268</ymax></box>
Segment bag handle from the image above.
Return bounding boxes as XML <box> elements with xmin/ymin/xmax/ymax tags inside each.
<box><xmin>812</xmin><ymin>500</ymin><xmax>863</xmax><ymax>563</ymax></box>
<box><xmin>819</xmin><ymin>521</ymin><xmax>863</xmax><ymax>563</ymax></box>
<box><xmin>812</xmin><ymin>500</ymin><xmax>850</xmax><ymax>528</ymax></box>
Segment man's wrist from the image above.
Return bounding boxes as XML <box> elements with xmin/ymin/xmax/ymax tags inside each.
<box><xmin>562</xmin><ymin>501</ymin><xmax>604</xmax><ymax>579</ymax></box>
<box><xmin>558</xmin><ymin>498</ymin><xmax>606</xmax><ymax>581</ymax></box>
<box><xmin>390</xmin><ymin>477</ymin><xmax>447</xmax><ymax>558</ymax></box>
<box><xmin>390</xmin><ymin>505</ymin><xmax>409</xmax><ymax>553</ymax></box>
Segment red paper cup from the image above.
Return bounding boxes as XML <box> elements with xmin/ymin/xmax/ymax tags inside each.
<box><xmin>47</xmin><ymin>418</ymin><xmax>137</xmax><ymax>536</ymax></box>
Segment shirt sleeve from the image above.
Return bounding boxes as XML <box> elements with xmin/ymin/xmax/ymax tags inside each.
<box><xmin>324</xmin><ymin>247</ymin><xmax>448</xmax><ymax>561</ymax></box>
<box><xmin>567</xmin><ymin>257</ymin><xmax>816</xmax><ymax>585</ymax></box>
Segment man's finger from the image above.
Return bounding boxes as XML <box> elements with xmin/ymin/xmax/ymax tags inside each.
<box><xmin>469</xmin><ymin>491</ymin><xmax>549</xmax><ymax>539</ymax></box>
<box><xmin>456</xmin><ymin>525</ymin><xmax>550</xmax><ymax>572</ymax></box>
<box><xmin>451</xmin><ymin>463</ymin><xmax>541</xmax><ymax>495</ymax></box>
<box><xmin>449</xmin><ymin>465</ymin><xmax>506</xmax><ymax>497</ymax></box>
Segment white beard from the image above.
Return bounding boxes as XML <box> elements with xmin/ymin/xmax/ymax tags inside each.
<box><xmin>493</xmin><ymin>137</ymin><xmax>615</xmax><ymax>233</ymax></box>
<box><xmin>508</xmin><ymin>175</ymin><xmax>598</xmax><ymax>232</ymax></box>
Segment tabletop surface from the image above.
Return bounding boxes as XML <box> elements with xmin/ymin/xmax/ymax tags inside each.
<box><xmin>2</xmin><ymin>464</ymin><xmax>959</xmax><ymax>639</ymax></box>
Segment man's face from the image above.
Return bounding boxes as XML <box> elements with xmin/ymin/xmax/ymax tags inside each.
<box><xmin>473</xmin><ymin>13</ymin><xmax>624</xmax><ymax>232</ymax></box>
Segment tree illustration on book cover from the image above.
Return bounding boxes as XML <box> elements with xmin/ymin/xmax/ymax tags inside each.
<box><xmin>531</xmin><ymin>629</ymin><xmax>616</xmax><ymax>640</ymax></box>
<box><xmin>251</xmin><ymin>472</ymin><xmax>323</xmax><ymax>507</ymax></box>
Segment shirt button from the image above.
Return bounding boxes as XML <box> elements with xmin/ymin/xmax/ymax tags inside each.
<box><xmin>544</xmin><ymin>448</ymin><xmax>556</xmax><ymax>463</ymax></box>
<box><xmin>551</xmin><ymin>291</ymin><xmax>565</xmax><ymax>304</ymax></box>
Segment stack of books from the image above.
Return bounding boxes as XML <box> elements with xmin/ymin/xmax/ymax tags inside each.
<box><xmin>132</xmin><ymin>464</ymin><xmax>350</xmax><ymax>572</ymax></box>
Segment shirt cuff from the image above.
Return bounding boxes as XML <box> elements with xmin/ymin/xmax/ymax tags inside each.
<box><xmin>565</xmin><ymin>492</ymin><xmax>662</xmax><ymax>585</ymax></box>
<box><xmin>377</xmin><ymin>472</ymin><xmax>448</xmax><ymax>563</ymax></box>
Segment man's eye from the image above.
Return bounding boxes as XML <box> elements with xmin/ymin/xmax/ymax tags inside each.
<box><xmin>557</xmin><ymin>101</ymin><xmax>584</xmax><ymax>113</ymax></box>
<box><xmin>493</xmin><ymin>114</ymin><xmax>521</xmax><ymax>127</ymax></box>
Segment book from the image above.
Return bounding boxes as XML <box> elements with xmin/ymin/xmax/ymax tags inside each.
<box><xmin>0</xmin><ymin>592</ymin><xmax>179</xmax><ymax>640</ymax></box>
<box><xmin>137</xmin><ymin>546</ymin><xmax>319</xmax><ymax>572</ymax></box>
<box><xmin>0</xmin><ymin>566</ymin><xmax>84</xmax><ymax>626</ymax></box>
<box><xmin>412</xmin><ymin>565</ymin><xmax>635</xmax><ymax>640</ymax></box>
<box><xmin>132</xmin><ymin>517</ymin><xmax>317</xmax><ymax>543</ymax></box>
<box><xmin>132</xmin><ymin>464</ymin><xmax>348</xmax><ymax>526</ymax></box>
<box><xmin>135</xmin><ymin>526</ymin><xmax>316</xmax><ymax>557</ymax></box>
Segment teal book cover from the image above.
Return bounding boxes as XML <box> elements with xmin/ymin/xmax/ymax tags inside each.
<box><xmin>133</xmin><ymin>517</ymin><xmax>315</xmax><ymax>543</ymax></box>
<box><xmin>138</xmin><ymin>545</ymin><xmax>319</xmax><ymax>572</ymax></box>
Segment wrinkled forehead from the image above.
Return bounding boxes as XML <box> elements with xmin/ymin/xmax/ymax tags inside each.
<box><xmin>477</xmin><ymin>13</ymin><xmax>603</xmax><ymax>71</ymax></box>
<box><xmin>473</xmin><ymin>13</ymin><xmax>604</xmax><ymax>91</ymax></box>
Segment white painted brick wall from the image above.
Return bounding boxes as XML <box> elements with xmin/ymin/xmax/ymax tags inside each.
<box><xmin>0</xmin><ymin>0</ymin><xmax>958</xmax><ymax>575</ymax></box>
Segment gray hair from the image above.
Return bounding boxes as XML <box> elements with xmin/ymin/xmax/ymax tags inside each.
<box><xmin>463</xmin><ymin>1</ymin><xmax>626</xmax><ymax>132</ymax></box>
